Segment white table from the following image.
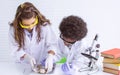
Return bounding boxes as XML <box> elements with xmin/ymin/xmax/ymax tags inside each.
<box><xmin>0</xmin><ymin>62</ymin><xmax>113</xmax><ymax>75</ymax></box>
<box><xmin>30</xmin><ymin>64</ymin><xmax>113</xmax><ymax>75</ymax></box>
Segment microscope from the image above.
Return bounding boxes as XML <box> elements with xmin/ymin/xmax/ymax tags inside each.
<box><xmin>79</xmin><ymin>34</ymin><xmax>100</xmax><ymax>74</ymax></box>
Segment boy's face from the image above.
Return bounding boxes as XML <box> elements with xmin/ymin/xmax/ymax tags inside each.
<box><xmin>60</xmin><ymin>34</ymin><xmax>76</xmax><ymax>46</ymax></box>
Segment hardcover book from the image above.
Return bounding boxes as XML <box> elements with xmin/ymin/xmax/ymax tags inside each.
<box><xmin>101</xmin><ymin>48</ymin><xmax>120</xmax><ymax>59</ymax></box>
<box><xmin>103</xmin><ymin>63</ymin><xmax>120</xmax><ymax>70</ymax></box>
<box><xmin>103</xmin><ymin>57</ymin><xmax>120</xmax><ymax>64</ymax></box>
<box><xmin>103</xmin><ymin>67</ymin><xmax>120</xmax><ymax>75</ymax></box>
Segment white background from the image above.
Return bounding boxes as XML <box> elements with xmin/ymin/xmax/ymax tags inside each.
<box><xmin>0</xmin><ymin>0</ymin><xmax>120</xmax><ymax>75</ymax></box>
<box><xmin>1</xmin><ymin>0</ymin><xmax>120</xmax><ymax>62</ymax></box>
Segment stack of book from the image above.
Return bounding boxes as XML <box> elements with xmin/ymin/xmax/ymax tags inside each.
<box><xmin>101</xmin><ymin>48</ymin><xmax>120</xmax><ymax>75</ymax></box>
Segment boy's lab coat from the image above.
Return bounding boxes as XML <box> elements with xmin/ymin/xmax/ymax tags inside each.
<box><xmin>9</xmin><ymin>25</ymin><xmax>57</xmax><ymax>64</ymax></box>
<box><xmin>56</xmin><ymin>38</ymin><xmax>90</xmax><ymax>71</ymax></box>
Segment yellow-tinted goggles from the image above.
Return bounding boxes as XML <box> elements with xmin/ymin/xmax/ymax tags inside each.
<box><xmin>19</xmin><ymin>16</ymin><xmax>38</xmax><ymax>29</ymax></box>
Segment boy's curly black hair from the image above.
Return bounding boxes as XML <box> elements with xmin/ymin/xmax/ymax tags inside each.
<box><xmin>59</xmin><ymin>15</ymin><xmax>88</xmax><ymax>41</ymax></box>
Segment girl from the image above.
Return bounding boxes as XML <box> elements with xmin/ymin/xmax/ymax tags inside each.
<box><xmin>9</xmin><ymin>2</ymin><xmax>56</xmax><ymax>74</ymax></box>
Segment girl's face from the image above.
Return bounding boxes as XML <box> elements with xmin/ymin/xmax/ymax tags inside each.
<box><xmin>20</xmin><ymin>16</ymin><xmax>38</xmax><ymax>30</ymax></box>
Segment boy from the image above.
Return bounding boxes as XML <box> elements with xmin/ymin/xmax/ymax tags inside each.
<box><xmin>57</xmin><ymin>15</ymin><xmax>89</xmax><ymax>74</ymax></box>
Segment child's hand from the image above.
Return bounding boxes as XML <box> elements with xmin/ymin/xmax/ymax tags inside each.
<box><xmin>61</xmin><ymin>63</ymin><xmax>73</xmax><ymax>75</ymax></box>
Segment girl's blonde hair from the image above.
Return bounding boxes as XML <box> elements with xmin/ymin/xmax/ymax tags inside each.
<box><xmin>10</xmin><ymin>2</ymin><xmax>50</xmax><ymax>50</ymax></box>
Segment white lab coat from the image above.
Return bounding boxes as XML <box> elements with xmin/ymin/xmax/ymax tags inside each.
<box><xmin>56</xmin><ymin>37</ymin><xmax>90</xmax><ymax>71</ymax></box>
<box><xmin>9</xmin><ymin>24</ymin><xmax>57</xmax><ymax>64</ymax></box>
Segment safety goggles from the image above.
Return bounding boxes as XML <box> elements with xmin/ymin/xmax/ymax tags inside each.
<box><xmin>19</xmin><ymin>16</ymin><xmax>38</xmax><ymax>29</ymax></box>
<box><xmin>60</xmin><ymin>34</ymin><xmax>76</xmax><ymax>44</ymax></box>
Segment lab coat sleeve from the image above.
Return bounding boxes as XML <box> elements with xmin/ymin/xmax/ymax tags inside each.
<box><xmin>9</xmin><ymin>27</ymin><xmax>26</xmax><ymax>61</ymax></box>
<box><xmin>54</xmin><ymin>41</ymin><xmax>63</xmax><ymax>62</ymax></box>
<box><xmin>45</xmin><ymin>25</ymin><xmax>57</xmax><ymax>54</ymax></box>
<box><xmin>54</xmin><ymin>38</ymin><xmax>65</xmax><ymax>61</ymax></box>
<box><xmin>72</xmin><ymin>41</ymin><xmax>90</xmax><ymax>71</ymax></box>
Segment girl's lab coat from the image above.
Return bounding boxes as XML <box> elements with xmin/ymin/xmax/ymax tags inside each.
<box><xmin>56</xmin><ymin>38</ymin><xmax>90</xmax><ymax>71</ymax></box>
<box><xmin>9</xmin><ymin>24</ymin><xmax>57</xmax><ymax>64</ymax></box>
